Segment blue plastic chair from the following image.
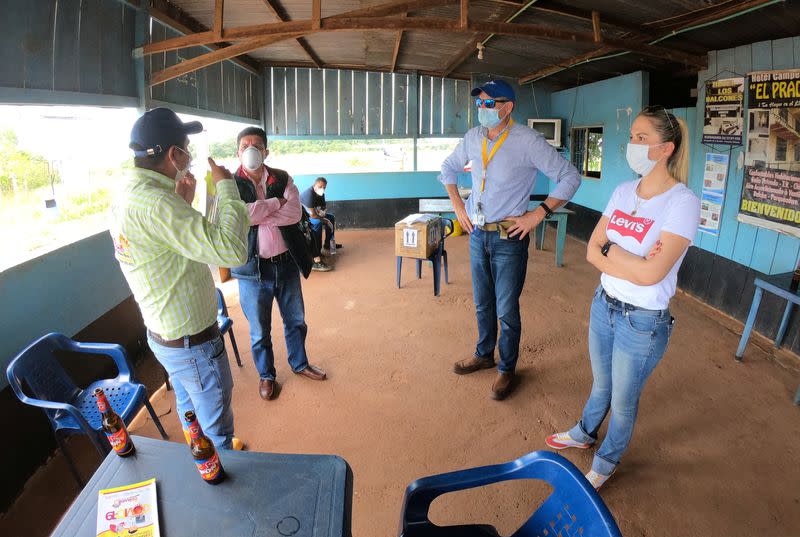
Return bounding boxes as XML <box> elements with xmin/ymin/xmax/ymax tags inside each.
<box><xmin>398</xmin><ymin>451</ymin><xmax>623</xmax><ymax>537</ymax></box>
<box><xmin>397</xmin><ymin>218</ymin><xmax>454</xmax><ymax>296</ymax></box>
<box><xmin>6</xmin><ymin>333</ymin><xmax>168</xmax><ymax>486</ymax></box>
<box><xmin>217</xmin><ymin>288</ymin><xmax>242</xmax><ymax>367</ymax></box>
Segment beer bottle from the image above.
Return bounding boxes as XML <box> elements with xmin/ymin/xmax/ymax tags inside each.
<box><xmin>184</xmin><ymin>411</ymin><xmax>225</xmax><ymax>485</ymax></box>
<box><xmin>94</xmin><ymin>388</ymin><xmax>135</xmax><ymax>457</ymax></box>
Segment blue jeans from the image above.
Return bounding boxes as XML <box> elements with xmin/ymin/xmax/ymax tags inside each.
<box><xmin>238</xmin><ymin>258</ymin><xmax>310</xmax><ymax>380</ymax></box>
<box><xmin>568</xmin><ymin>286</ymin><xmax>674</xmax><ymax>475</ymax></box>
<box><xmin>310</xmin><ymin>213</ymin><xmax>335</xmax><ymax>248</ymax></box>
<box><xmin>469</xmin><ymin>228</ymin><xmax>529</xmax><ymax>373</ymax></box>
<box><xmin>147</xmin><ymin>334</ymin><xmax>234</xmax><ymax>449</ymax></box>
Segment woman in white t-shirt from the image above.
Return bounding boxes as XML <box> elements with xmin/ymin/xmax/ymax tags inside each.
<box><xmin>545</xmin><ymin>106</ymin><xmax>701</xmax><ymax>490</ymax></box>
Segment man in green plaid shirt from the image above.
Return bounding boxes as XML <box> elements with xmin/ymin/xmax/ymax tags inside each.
<box><xmin>111</xmin><ymin>108</ymin><xmax>249</xmax><ymax>450</ymax></box>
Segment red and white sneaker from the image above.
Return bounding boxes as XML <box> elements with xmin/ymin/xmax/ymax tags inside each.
<box><xmin>585</xmin><ymin>469</ymin><xmax>615</xmax><ymax>490</ymax></box>
<box><xmin>545</xmin><ymin>432</ymin><xmax>591</xmax><ymax>450</ymax></box>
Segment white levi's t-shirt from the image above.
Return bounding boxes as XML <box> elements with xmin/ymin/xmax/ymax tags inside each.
<box><xmin>600</xmin><ymin>179</ymin><xmax>701</xmax><ymax>310</ymax></box>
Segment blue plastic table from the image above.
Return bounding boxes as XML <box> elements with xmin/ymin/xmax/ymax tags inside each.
<box><xmin>50</xmin><ymin>435</ymin><xmax>353</xmax><ymax>536</ymax></box>
<box><xmin>735</xmin><ymin>272</ymin><xmax>800</xmax><ymax>405</ymax></box>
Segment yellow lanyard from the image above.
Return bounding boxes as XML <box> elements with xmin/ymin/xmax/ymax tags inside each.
<box><xmin>480</xmin><ymin>118</ymin><xmax>513</xmax><ymax>193</ymax></box>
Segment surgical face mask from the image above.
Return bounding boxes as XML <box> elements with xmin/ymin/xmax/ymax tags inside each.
<box><xmin>171</xmin><ymin>146</ymin><xmax>192</xmax><ymax>182</ymax></box>
<box><xmin>626</xmin><ymin>142</ymin><xmax>665</xmax><ymax>176</ymax></box>
<box><xmin>241</xmin><ymin>146</ymin><xmax>264</xmax><ymax>171</ymax></box>
<box><xmin>314</xmin><ymin>187</ymin><xmax>325</xmax><ymax>196</ymax></box>
<box><xmin>478</xmin><ymin>107</ymin><xmax>502</xmax><ymax>129</ymax></box>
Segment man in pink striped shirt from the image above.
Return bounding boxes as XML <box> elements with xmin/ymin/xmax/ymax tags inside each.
<box><xmin>230</xmin><ymin>127</ymin><xmax>328</xmax><ymax>401</ymax></box>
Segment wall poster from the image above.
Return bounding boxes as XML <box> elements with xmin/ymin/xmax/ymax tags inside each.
<box><xmin>739</xmin><ymin>69</ymin><xmax>800</xmax><ymax>237</ymax></box>
<box><xmin>702</xmin><ymin>77</ymin><xmax>744</xmax><ymax>145</ymax></box>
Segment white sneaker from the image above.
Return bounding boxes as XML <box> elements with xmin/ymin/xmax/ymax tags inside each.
<box><xmin>585</xmin><ymin>469</ymin><xmax>614</xmax><ymax>490</ymax></box>
<box><xmin>545</xmin><ymin>432</ymin><xmax>591</xmax><ymax>450</ymax></box>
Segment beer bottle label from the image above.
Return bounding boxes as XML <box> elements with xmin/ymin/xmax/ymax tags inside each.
<box><xmin>105</xmin><ymin>428</ymin><xmax>132</xmax><ymax>454</ymax></box>
<box><xmin>195</xmin><ymin>452</ymin><xmax>222</xmax><ymax>481</ymax></box>
<box><xmin>97</xmin><ymin>397</ymin><xmax>109</xmax><ymax>413</ymax></box>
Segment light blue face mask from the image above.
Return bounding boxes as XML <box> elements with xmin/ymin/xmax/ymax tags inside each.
<box><xmin>478</xmin><ymin>107</ymin><xmax>502</xmax><ymax>129</ymax></box>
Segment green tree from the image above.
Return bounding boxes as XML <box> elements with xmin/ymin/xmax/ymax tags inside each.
<box><xmin>0</xmin><ymin>129</ymin><xmax>56</xmax><ymax>194</ymax></box>
<box><xmin>209</xmin><ymin>139</ymin><xmax>238</xmax><ymax>159</ymax></box>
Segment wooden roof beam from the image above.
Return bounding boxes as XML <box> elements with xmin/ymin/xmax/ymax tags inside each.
<box><xmin>147</xmin><ymin>16</ymin><xmax>706</xmax><ymax>64</ymax></box>
<box><xmin>213</xmin><ymin>0</ymin><xmax>224</xmax><ymax>40</ymax></box>
<box><xmin>391</xmin><ymin>12</ymin><xmax>407</xmax><ymax>73</ymax></box>
<box><xmin>517</xmin><ymin>0</ymin><xmax>775</xmax><ymax>85</ymax></box>
<box><xmin>518</xmin><ymin>46</ymin><xmax>618</xmax><ymax>84</ymax></box>
<box><xmin>259</xmin><ymin>0</ymin><xmax>322</xmax><ymax>68</ymax></box>
<box><xmin>150</xmin><ymin>33</ymin><xmax>305</xmax><ymax>86</ymax></box>
<box><xmin>145</xmin><ymin>0</ymin><xmax>457</xmax><ymax>55</ymax></box>
<box><xmin>440</xmin><ymin>0</ymin><xmax>521</xmax><ymax>77</ymax></box>
<box><xmin>147</xmin><ymin>1</ymin><xmax>260</xmax><ymax>74</ymax></box>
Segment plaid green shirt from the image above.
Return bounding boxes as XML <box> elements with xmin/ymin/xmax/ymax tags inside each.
<box><xmin>110</xmin><ymin>167</ymin><xmax>249</xmax><ymax>340</ymax></box>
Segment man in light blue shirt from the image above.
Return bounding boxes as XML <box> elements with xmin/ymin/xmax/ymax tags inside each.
<box><xmin>439</xmin><ymin>79</ymin><xmax>581</xmax><ymax>400</ymax></box>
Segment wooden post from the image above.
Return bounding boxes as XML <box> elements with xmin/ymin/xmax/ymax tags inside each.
<box><xmin>460</xmin><ymin>0</ymin><xmax>468</xmax><ymax>28</ymax></box>
<box><xmin>214</xmin><ymin>0</ymin><xmax>225</xmax><ymax>40</ymax></box>
<box><xmin>592</xmin><ymin>10</ymin><xmax>601</xmax><ymax>43</ymax></box>
<box><xmin>312</xmin><ymin>0</ymin><xmax>321</xmax><ymax>30</ymax></box>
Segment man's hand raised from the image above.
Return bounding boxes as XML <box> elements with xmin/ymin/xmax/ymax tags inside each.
<box><xmin>208</xmin><ymin>157</ymin><xmax>233</xmax><ymax>184</ymax></box>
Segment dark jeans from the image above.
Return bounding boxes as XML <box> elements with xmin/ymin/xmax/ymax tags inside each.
<box><xmin>469</xmin><ymin>228</ymin><xmax>529</xmax><ymax>373</ymax></box>
<box><xmin>310</xmin><ymin>213</ymin><xmax>335</xmax><ymax>250</ymax></box>
<box><xmin>237</xmin><ymin>257</ymin><xmax>310</xmax><ymax>380</ymax></box>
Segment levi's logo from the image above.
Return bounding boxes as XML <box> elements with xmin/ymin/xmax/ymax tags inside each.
<box><xmin>607</xmin><ymin>210</ymin><xmax>654</xmax><ymax>242</ymax></box>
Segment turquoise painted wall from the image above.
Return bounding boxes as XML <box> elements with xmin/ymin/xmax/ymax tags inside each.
<box><xmin>548</xmin><ymin>71</ymin><xmax>649</xmax><ymax>213</ymax></box>
<box><xmin>691</xmin><ymin>36</ymin><xmax>800</xmax><ymax>275</ymax></box>
<box><xmin>293</xmin><ymin>169</ymin><xmax>549</xmax><ymax>201</ymax></box>
<box><xmin>0</xmin><ymin>232</ymin><xmax>132</xmax><ymax>389</ymax></box>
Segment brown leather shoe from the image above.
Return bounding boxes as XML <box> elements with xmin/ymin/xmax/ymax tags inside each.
<box><xmin>491</xmin><ymin>372</ymin><xmax>515</xmax><ymax>400</ymax></box>
<box><xmin>453</xmin><ymin>356</ymin><xmax>495</xmax><ymax>375</ymax></box>
<box><xmin>259</xmin><ymin>378</ymin><xmax>276</xmax><ymax>400</ymax></box>
<box><xmin>296</xmin><ymin>364</ymin><xmax>327</xmax><ymax>381</ymax></box>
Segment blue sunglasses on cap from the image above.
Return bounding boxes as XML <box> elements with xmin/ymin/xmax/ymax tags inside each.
<box><xmin>475</xmin><ymin>98</ymin><xmax>510</xmax><ymax>109</ymax></box>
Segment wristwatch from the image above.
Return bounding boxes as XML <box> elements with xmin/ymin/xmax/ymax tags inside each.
<box><xmin>539</xmin><ymin>202</ymin><xmax>554</xmax><ymax>218</ymax></box>
<box><xmin>601</xmin><ymin>240</ymin><xmax>615</xmax><ymax>257</ymax></box>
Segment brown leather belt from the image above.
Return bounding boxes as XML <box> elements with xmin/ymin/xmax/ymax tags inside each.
<box><xmin>148</xmin><ymin>323</ymin><xmax>220</xmax><ymax>348</ymax></box>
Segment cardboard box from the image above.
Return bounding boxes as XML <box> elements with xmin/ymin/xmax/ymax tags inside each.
<box><xmin>395</xmin><ymin>214</ymin><xmax>442</xmax><ymax>259</ymax></box>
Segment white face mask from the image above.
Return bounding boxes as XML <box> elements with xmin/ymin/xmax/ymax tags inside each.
<box><xmin>171</xmin><ymin>146</ymin><xmax>192</xmax><ymax>182</ymax></box>
<box><xmin>626</xmin><ymin>142</ymin><xmax>665</xmax><ymax>176</ymax></box>
<box><xmin>241</xmin><ymin>146</ymin><xmax>264</xmax><ymax>171</ymax></box>
<box><xmin>314</xmin><ymin>187</ymin><xmax>325</xmax><ymax>196</ymax></box>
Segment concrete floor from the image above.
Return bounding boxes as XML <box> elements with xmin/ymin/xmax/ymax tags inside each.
<box><xmin>2</xmin><ymin>228</ymin><xmax>800</xmax><ymax>537</ymax></box>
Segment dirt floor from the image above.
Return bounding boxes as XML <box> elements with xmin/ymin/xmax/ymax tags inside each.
<box><xmin>3</xmin><ymin>228</ymin><xmax>800</xmax><ymax>537</ymax></box>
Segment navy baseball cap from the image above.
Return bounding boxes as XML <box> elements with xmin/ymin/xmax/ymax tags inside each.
<box><xmin>471</xmin><ymin>79</ymin><xmax>516</xmax><ymax>102</ymax></box>
<box><xmin>129</xmin><ymin>107</ymin><xmax>203</xmax><ymax>157</ymax></box>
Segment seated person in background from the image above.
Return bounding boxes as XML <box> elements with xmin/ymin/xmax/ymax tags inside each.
<box><xmin>300</xmin><ymin>177</ymin><xmax>340</xmax><ymax>262</ymax></box>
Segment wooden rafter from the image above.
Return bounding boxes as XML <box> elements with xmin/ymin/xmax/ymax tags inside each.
<box><xmin>144</xmin><ymin>0</ymin><xmax>457</xmax><ymax>55</ymax></box>
<box><xmin>518</xmin><ymin>46</ymin><xmax>618</xmax><ymax>84</ymax></box>
<box><xmin>517</xmin><ymin>0</ymin><xmax>773</xmax><ymax>84</ymax></box>
<box><xmin>460</xmin><ymin>0</ymin><xmax>469</xmax><ymax>28</ymax></box>
<box><xmin>391</xmin><ymin>12</ymin><xmax>407</xmax><ymax>73</ymax></box>
<box><xmin>148</xmin><ymin>4</ymin><xmax>713</xmax><ymax>86</ymax></box>
<box><xmin>440</xmin><ymin>0</ymin><xmax>525</xmax><ymax>77</ymax></box>
<box><xmin>213</xmin><ymin>0</ymin><xmax>224</xmax><ymax>39</ymax></box>
<box><xmin>312</xmin><ymin>0</ymin><xmax>321</xmax><ymax>30</ymax></box>
<box><xmin>259</xmin><ymin>0</ymin><xmax>322</xmax><ymax>68</ymax></box>
<box><xmin>147</xmin><ymin>3</ymin><xmax>259</xmax><ymax>74</ymax></box>
<box><xmin>592</xmin><ymin>11</ymin><xmax>601</xmax><ymax>43</ymax></box>
<box><xmin>150</xmin><ymin>33</ymin><xmax>306</xmax><ymax>86</ymax></box>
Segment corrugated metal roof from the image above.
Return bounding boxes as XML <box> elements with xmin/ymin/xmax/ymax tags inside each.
<box><xmin>152</xmin><ymin>0</ymin><xmax>800</xmax><ymax>88</ymax></box>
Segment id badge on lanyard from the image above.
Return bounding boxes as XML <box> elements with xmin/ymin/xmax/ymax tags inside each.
<box><xmin>474</xmin><ymin>184</ymin><xmax>486</xmax><ymax>226</ymax></box>
<box><xmin>474</xmin><ymin>119</ymin><xmax>512</xmax><ymax>227</ymax></box>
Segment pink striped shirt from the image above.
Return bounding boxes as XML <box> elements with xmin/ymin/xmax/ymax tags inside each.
<box><xmin>240</xmin><ymin>165</ymin><xmax>303</xmax><ymax>259</ymax></box>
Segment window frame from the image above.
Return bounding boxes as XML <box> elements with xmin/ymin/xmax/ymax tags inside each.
<box><xmin>569</xmin><ymin>125</ymin><xmax>604</xmax><ymax>180</ymax></box>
